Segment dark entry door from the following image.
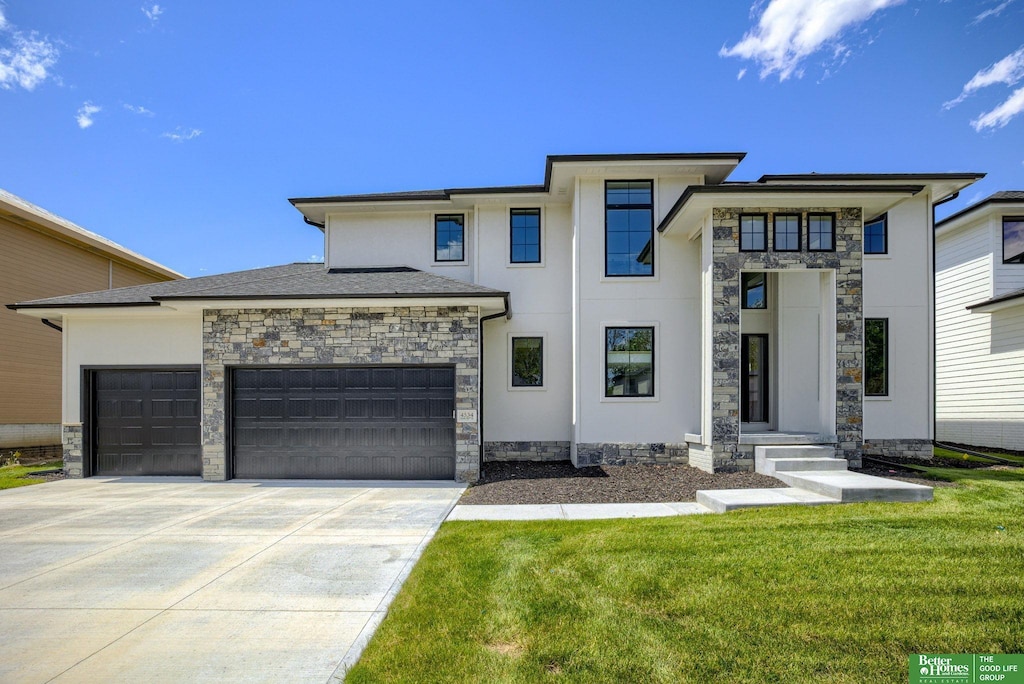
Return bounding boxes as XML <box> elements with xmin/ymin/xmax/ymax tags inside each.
<box><xmin>230</xmin><ymin>366</ymin><xmax>456</xmax><ymax>480</ymax></box>
<box><xmin>92</xmin><ymin>369</ymin><xmax>202</xmax><ymax>476</ymax></box>
<box><xmin>741</xmin><ymin>334</ymin><xmax>769</xmax><ymax>424</ymax></box>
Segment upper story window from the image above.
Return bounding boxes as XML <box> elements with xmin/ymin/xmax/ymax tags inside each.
<box><xmin>739</xmin><ymin>214</ymin><xmax>767</xmax><ymax>252</ymax></box>
<box><xmin>435</xmin><ymin>214</ymin><xmax>465</xmax><ymax>262</ymax></box>
<box><xmin>510</xmin><ymin>209</ymin><xmax>541</xmax><ymax>264</ymax></box>
<box><xmin>742</xmin><ymin>272</ymin><xmax>767</xmax><ymax>309</ymax></box>
<box><xmin>865</xmin><ymin>214</ymin><xmax>887</xmax><ymax>254</ymax></box>
<box><xmin>605</xmin><ymin>326</ymin><xmax>654</xmax><ymax>397</ymax></box>
<box><xmin>808</xmin><ymin>213</ymin><xmax>836</xmax><ymax>252</ymax></box>
<box><xmin>773</xmin><ymin>214</ymin><xmax>800</xmax><ymax>252</ymax></box>
<box><xmin>606</xmin><ymin>181</ymin><xmax>653</xmax><ymax>277</ymax></box>
<box><xmin>1004</xmin><ymin>216</ymin><xmax>1024</xmax><ymax>263</ymax></box>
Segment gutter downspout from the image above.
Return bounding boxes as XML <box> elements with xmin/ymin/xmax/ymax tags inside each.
<box><xmin>931</xmin><ymin>191</ymin><xmax>959</xmax><ymax>446</ymax></box>
<box><xmin>477</xmin><ymin>294</ymin><xmax>511</xmax><ymax>479</ymax></box>
<box><xmin>41</xmin><ymin>318</ymin><xmax>63</xmax><ymax>333</ymax></box>
<box><xmin>303</xmin><ymin>216</ymin><xmax>326</xmax><ymax>230</ymax></box>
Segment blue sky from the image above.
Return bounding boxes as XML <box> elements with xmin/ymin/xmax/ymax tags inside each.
<box><xmin>1</xmin><ymin>0</ymin><xmax>1022</xmax><ymax>277</ymax></box>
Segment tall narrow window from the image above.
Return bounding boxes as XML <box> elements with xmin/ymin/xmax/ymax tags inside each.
<box><xmin>605</xmin><ymin>327</ymin><xmax>654</xmax><ymax>397</ymax></box>
<box><xmin>511</xmin><ymin>337</ymin><xmax>543</xmax><ymax>387</ymax></box>
<box><xmin>605</xmin><ymin>181</ymin><xmax>653</xmax><ymax>277</ymax></box>
<box><xmin>435</xmin><ymin>214</ymin><xmax>464</xmax><ymax>262</ymax></box>
<box><xmin>865</xmin><ymin>214</ymin><xmax>887</xmax><ymax>254</ymax></box>
<box><xmin>1003</xmin><ymin>216</ymin><xmax>1024</xmax><ymax>263</ymax></box>
<box><xmin>865</xmin><ymin>318</ymin><xmax>888</xmax><ymax>396</ymax></box>
<box><xmin>808</xmin><ymin>213</ymin><xmax>835</xmax><ymax>252</ymax></box>
<box><xmin>740</xmin><ymin>214</ymin><xmax>767</xmax><ymax>252</ymax></box>
<box><xmin>742</xmin><ymin>272</ymin><xmax>767</xmax><ymax>309</ymax></box>
<box><xmin>510</xmin><ymin>209</ymin><xmax>541</xmax><ymax>264</ymax></box>
<box><xmin>773</xmin><ymin>214</ymin><xmax>800</xmax><ymax>252</ymax></box>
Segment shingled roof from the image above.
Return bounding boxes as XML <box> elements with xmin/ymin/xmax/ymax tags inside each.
<box><xmin>937</xmin><ymin>191</ymin><xmax>1024</xmax><ymax>229</ymax></box>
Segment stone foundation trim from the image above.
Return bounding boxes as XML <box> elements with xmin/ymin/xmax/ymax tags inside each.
<box><xmin>861</xmin><ymin>439</ymin><xmax>932</xmax><ymax>463</ymax></box>
<box><xmin>62</xmin><ymin>424</ymin><xmax>84</xmax><ymax>478</ymax></box>
<box><xmin>483</xmin><ymin>441</ymin><xmax>570</xmax><ymax>462</ymax></box>
<box><xmin>0</xmin><ymin>444</ymin><xmax>63</xmax><ymax>463</ymax></box>
<box><xmin>574</xmin><ymin>442</ymin><xmax>688</xmax><ymax>467</ymax></box>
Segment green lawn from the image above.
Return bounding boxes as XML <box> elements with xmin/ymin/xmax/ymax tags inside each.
<box><xmin>348</xmin><ymin>467</ymin><xmax>1024</xmax><ymax>683</ymax></box>
<box><xmin>0</xmin><ymin>461</ymin><xmax>63</xmax><ymax>490</ymax></box>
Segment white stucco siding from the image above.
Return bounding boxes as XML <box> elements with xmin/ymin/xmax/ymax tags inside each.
<box><xmin>62</xmin><ymin>313</ymin><xmax>203</xmax><ymax>423</ymax></box>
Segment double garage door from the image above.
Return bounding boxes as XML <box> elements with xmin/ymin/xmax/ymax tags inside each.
<box><xmin>90</xmin><ymin>366</ymin><xmax>455</xmax><ymax>479</ymax></box>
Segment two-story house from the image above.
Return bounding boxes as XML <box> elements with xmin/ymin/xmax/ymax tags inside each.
<box><xmin>11</xmin><ymin>153</ymin><xmax>983</xmax><ymax>482</ymax></box>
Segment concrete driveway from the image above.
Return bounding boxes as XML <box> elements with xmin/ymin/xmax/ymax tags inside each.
<box><xmin>0</xmin><ymin>477</ymin><xmax>464</xmax><ymax>683</ymax></box>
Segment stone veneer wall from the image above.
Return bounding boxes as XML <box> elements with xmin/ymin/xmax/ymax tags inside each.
<box><xmin>202</xmin><ymin>306</ymin><xmax>481</xmax><ymax>482</ymax></box>
<box><xmin>708</xmin><ymin>207</ymin><xmax>864</xmax><ymax>471</ymax></box>
<box><xmin>62</xmin><ymin>424</ymin><xmax>84</xmax><ymax>477</ymax></box>
<box><xmin>862</xmin><ymin>439</ymin><xmax>933</xmax><ymax>461</ymax></box>
<box><xmin>575</xmin><ymin>443</ymin><xmax>688</xmax><ymax>467</ymax></box>
<box><xmin>483</xmin><ymin>441</ymin><xmax>570</xmax><ymax>462</ymax></box>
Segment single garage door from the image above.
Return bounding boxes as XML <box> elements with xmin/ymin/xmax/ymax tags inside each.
<box><xmin>231</xmin><ymin>366</ymin><xmax>456</xmax><ymax>479</ymax></box>
<box><xmin>92</xmin><ymin>369</ymin><xmax>202</xmax><ymax>476</ymax></box>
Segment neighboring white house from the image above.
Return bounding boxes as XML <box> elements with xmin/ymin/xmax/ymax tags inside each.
<box><xmin>11</xmin><ymin>153</ymin><xmax>983</xmax><ymax>482</ymax></box>
<box><xmin>935</xmin><ymin>191</ymin><xmax>1024</xmax><ymax>451</ymax></box>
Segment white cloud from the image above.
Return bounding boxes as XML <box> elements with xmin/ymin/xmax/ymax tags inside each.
<box><xmin>142</xmin><ymin>5</ymin><xmax>164</xmax><ymax>23</ymax></box>
<box><xmin>973</xmin><ymin>0</ymin><xmax>1016</xmax><ymax>24</ymax></box>
<box><xmin>76</xmin><ymin>101</ymin><xmax>101</xmax><ymax>129</ymax></box>
<box><xmin>971</xmin><ymin>86</ymin><xmax>1024</xmax><ymax>130</ymax></box>
<box><xmin>720</xmin><ymin>0</ymin><xmax>905</xmax><ymax>81</ymax></box>
<box><xmin>944</xmin><ymin>45</ymin><xmax>1024</xmax><ymax>108</ymax></box>
<box><xmin>0</xmin><ymin>9</ymin><xmax>60</xmax><ymax>91</ymax></box>
<box><xmin>124</xmin><ymin>103</ymin><xmax>154</xmax><ymax>116</ymax></box>
<box><xmin>161</xmin><ymin>127</ymin><xmax>201</xmax><ymax>142</ymax></box>
<box><xmin>737</xmin><ymin>68</ymin><xmax>747</xmax><ymax>80</ymax></box>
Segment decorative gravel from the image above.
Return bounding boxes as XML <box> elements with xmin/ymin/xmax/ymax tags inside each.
<box><xmin>459</xmin><ymin>461</ymin><xmax>787</xmax><ymax>505</ymax></box>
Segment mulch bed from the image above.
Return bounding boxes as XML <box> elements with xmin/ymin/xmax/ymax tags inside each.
<box><xmin>460</xmin><ymin>461</ymin><xmax>786</xmax><ymax>505</ymax></box>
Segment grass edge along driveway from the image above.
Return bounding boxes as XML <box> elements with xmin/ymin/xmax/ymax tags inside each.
<box><xmin>348</xmin><ymin>467</ymin><xmax>1024</xmax><ymax>683</ymax></box>
<box><xmin>0</xmin><ymin>460</ymin><xmax>62</xmax><ymax>490</ymax></box>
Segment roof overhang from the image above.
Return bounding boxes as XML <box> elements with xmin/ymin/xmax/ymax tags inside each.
<box><xmin>966</xmin><ymin>291</ymin><xmax>1024</xmax><ymax>314</ymax></box>
<box><xmin>757</xmin><ymin>173</ymin><xmax>985</xmax><ymax>206</ymax></box>
<box><xmin>936</xmin><ymin>196</ymin><xmax>1024</xmax><ymax>238</ymax></box>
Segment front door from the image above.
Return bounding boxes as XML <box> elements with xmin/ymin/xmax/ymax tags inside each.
<box><xmin>741</xmin><ymin>334</ymin><xmax>769</xmax><ymax>425</ymax></box>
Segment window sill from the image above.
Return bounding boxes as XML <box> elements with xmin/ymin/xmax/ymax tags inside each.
<box><xmin>507</xmin><ymin>262</ymin><xmax>545</xmax><ymax>269</ymax></box>
<box><xmin>432</xmin><ymin>261</ymin><xmax>468</xmax><ymax>267</ymax></box>
<box><xmin>865</xmin><ymin>396</ymin><xmax>891</xmax><ymax>401</ymax></box>
<box><xmin>865</xmin><ymin>254</ymin><xmax>891</xmax><ymax>260</ymax></box>
<box><xmin>599</xmin><ymin>275</ymin><xmax>660</xmax><ymax>284</ymax></box>
<box><xmin>508</xmin><ymin>385</ymin><xmax>546</xmax><ymax>392</ymax></box>
<box><xmin>601</xmin><ymin>395</ymin><xmax>659</xmax><ymax>403</ymax></box>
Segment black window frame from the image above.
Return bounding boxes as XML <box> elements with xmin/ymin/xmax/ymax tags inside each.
<box><xmin>509</xmin><ymin>208</ymin><xmax>542</xmax><ymax>264</ymax></box>
<box><xmin>604</xmin><ymin>326</ymin><xmax>655</xmax><ymax>398</ymax></box>
<box><xmin>808</xmin><ymin>212</ymin><xmax>836</xmax><ymax>252</ymax></box>
<box><xmin>772</xmin><ymin>213</ymin><xmax>801</xmax><ymax>252</ymax></box>
<box><xmin>605</xmin><ymin>180</ymin><xmax>654</xmax><ymax>278</ymax></box>
<box><xmin>741</xmin><ymin>272</ymin><xmax>768</xmax><ymax>310</ymax></box>
<box><xmin>739</xmin><ymin>213</ymin><xmax>768</xmax><ymax>252</ymax></box>
<box><xmin>865</xmin><ymin>213</ymin><xmax>888</xmax><ymax>255</ymax></box>
<box><xmin>510</xmin><ymin>336</ymin><xmax>544</xmax><ymax>387</ymax></box>
<box><xmin>434</xmin><ymin>214</ymin><xmax>465</xmax><ymax>263</ymax></box>
<box><xmin>1003</xmin><ymin>216</ymin><xmax>1024</xmax><ymax>264</ymax></box>
<box><xmin>865</xmin><ymin>318</ymin><xmax>889</xmax><ymax>397</ymax></box>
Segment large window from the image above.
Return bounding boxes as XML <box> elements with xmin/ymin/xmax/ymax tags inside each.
<box><xmin>740</xmin><ymin>214</ymin><xmax>767</xmax><ymax>252</ymax></box>
<box><xmin>773</xmin><ymin>214</ymin><xmax>800</xmax><ymax>252</ymax></box>
<box><xmin>865</xmin><ymin>214</ymin><xmax>887</xmax><ymax>254</ymax></box>
<box><xmin>605</xmin><ymin>327</ymin><xmax>654</xmax><ymax>397</ymax></box>
<box><xmin>808</xmin><ymin>213</ymin><xmax>835</xmax><ymax>252</ymax></box>
<box><xmin>511</xmin><ymin>337</ymin><xmax>543</xmax><ymax>387</ymax></box>
<box><xmin>606</xmin><ymin>181</ymin><xmax>653</xmax><ymax>277</ymax></box>
<box><xmin>435</xmin><ymin>214</ymin><xmax>464</xmax><ymax>262</ymax></box>
<box><xmin>742</xmin><ymin>272</ymin><xmax>767</xmax><ymax>309</ymax></box>
<box><xmin>510</xmin><ymin>209</ymin><xmax>541</xmax><ymax>264</ymax></box>
<box><xmin>865</xmin><ymin>318</ymin><xmax>888</xmax><ymax>396</ymax></box>
<box><xmin>1004</xmin><ymin>216</ymin><xmax>1024</xmax><ymax>263</ymax></box>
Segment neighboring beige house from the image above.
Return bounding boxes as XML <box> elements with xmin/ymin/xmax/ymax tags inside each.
<box><xmin>0</xmin><ymin>189</ymin><xmax>183</xmax><ymax>458</ymax></box>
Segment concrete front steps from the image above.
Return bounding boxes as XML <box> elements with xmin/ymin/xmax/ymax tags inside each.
<box><xmin>696</xmin><ymin>444</ymin><xmax>933</xmax><ymax>513</ymax></box>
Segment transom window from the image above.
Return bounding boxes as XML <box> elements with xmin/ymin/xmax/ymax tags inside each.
<box><xmin>511</xmin><ymin>337</ymin><xmax>543</xmax><ymax>387</ymax></box>
<box><xmin>742</xmin><ymin>272</ymin><xmax>767</xmax><ymax>309</ymax></box>
<box><xmin>808</xmin><ymin>213</ymin><xmax>835</xmax><ymax>252</ymax></box>
<box><xmin>606</xmin><ymin>181</ymin><xmax>653</xmax><ymax>277</ymax></box>
<box><xmin>740</xmin><ymin>214</ymin><xmax>767</xmax><ymax>252</ymax></box>
<box><xmin>865</xmin><ymin>214</ymin><xmax>887</xmax><ymax>254</ymax></box>
<box><xmin>605</xmin><ymin>327</ymin><xmax>654</xmax><ymax>397</ymax></box>
<box><xmin>865</xmin><ymin>318</ymin><xmax>888</xmax><ymax>396</ymax></box>
<box><xmin>1004</xmin><ymin>216</ymin><xmax>1024</xmax><ymax>264</ymax></box>
<box><xmin>510</xmin><ymin>209</ymin><xmax>541</xmax><ymax>264</ymax></box>
<box><xmin>435</xmin><ymin>214</ymin><xmax>465</xmax><ymax>262</ymax></box>
<box><xmin>773</xmin><ymin>214</ymin><xmax>800</xmax><ymax>252</ymax></box>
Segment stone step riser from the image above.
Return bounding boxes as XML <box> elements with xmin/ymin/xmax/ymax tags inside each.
<box><xmin>774</xmin><ymin>471</ymin><xmax>934</xmax><ymax>503</ymax></box>
<box><xmin>757</xmin><ymin>457</ymin><xmax>848</xmax><ymax>475</ymax></box>
<box><xmin>754</xmin><ymin>445</ymin><xmax>837</xmax><ymax>460</ymax></box>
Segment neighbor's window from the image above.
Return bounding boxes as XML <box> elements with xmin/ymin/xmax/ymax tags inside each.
<box><xmin>773</xmin><ymin>214</ymin><xmax>800</xmax><ymax>252</ymax></box>
<box><xmin>605</xmin><ymin>327</ymin><xmax>654</xmax><ymax>397</ymax></box>
<box><xmin>606</xmin><ymin>181</ymin><xmax>653</xmax><ymax>277</ymax></box>
<box><xmin>742</xmin><ymin>272</ymin><xmax>767</xmax><ymax>309</ymax></box>
<box><xmin>510</xmin><ymin>209</ymin><xmax>541</xmax><ymax>264</ymax></box>
<box><xmin>511</xmin><ymin>337</ymin><xmax>543</xmax><ymax>387</ymax></box>
<box><xmin>740</xmin><ymin>214</ymin><xmax>767</xmax><ymax>252</ymax></box>
<box><xmin>1004</xmin><ymin>216</ymin><xmax>1024</xmax><ymax>263</ymax></box>
<box><xmin>865</xmin><ymin>214</ymin><xmax>887</xmax><ymax>254</ymax></box>
<box><xmin>865</xmin><ymin>318</ymin><xmax>888</xmax><ymax>396</ymax></box>
<box><xmin>809</xmin><ymin>213</ymin><xmax>835</xmax><ymax>252</ymax></box>
<box><xmin>435</xmin><ymin>214</ymin><xmax>465</xmax><ymax>262</ymax></box>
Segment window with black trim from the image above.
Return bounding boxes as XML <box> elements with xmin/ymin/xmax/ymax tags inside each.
<box><xmin>605</xmin><ymin>327</ymin><xmax>654</xmax><ymax>397</ymax></box>
<box><xmin>511</xmin><ymin>337</ymin><xmax>543</xmax><ymax>387</ymax></box>
<box><xmin>865</xmin><ymin>214</ymin><xmax>887</xmax><ymax>254</ymax></box>
<box><xmin>740</xmin><ymin>214</ymin><xmax>767</xmax><ymax>252</ymax></box>
<box><xmin>865</xmin><ymin>318</ymin><xmax>888</xmax><ymax>396</ymax></box>
<box><xmin>605</xmin><ymin>181</ymin><xmax>653</xmax><ymax>277</ymax></box>
<box><xmin>1003</xmin><ymin>216</ymin><xmax>1024</xmax><ymax>263</ymax></box>
<box><xmin>773</xmin><ymin>214</ymin><xmax>800</xmax><ymax>252</ymax></box>
<box><xmin>510</xmin><ymin>209</ymin><xmax>541</xmax><ymax>264</ymax></box>
<box><xmin>435</xmin><ymin>214</ymin><xmax>464</xmax><ymax>262</ymax></box>
<box><xmin>742</xmin><ymin>272</ymin><xmax>767</xmax><ymax>309</ymax></box>
<box><xmin>808</xmin><ymin>213</ymin><xmax>835</xmax><ymax>252</ymax></box>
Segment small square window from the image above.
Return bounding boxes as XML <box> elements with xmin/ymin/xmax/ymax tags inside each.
<box><xmin>511</xmin><ymin>337</ymin><xmax>543</xmax><ymax>387</ymax></box>
<box><xmin>773</xmin><ymin>214</ymin><xmax>801</xmax><ymax>252</ymax></box>
<box><xmin>435</xmin><ymin>214</ymin><xmax>464</xmax><ymax>262</ymax></box>
<box><xmin>740</xmin><ymin>214</ymin><xmax>767</xmax><ymax>252</ymax></box>
<box><xmin>605</xmin><ymin>327</ymin><xmax>654</xmax><ymax>397</ymax></box>
<box><xmin>510</xmin><ymin>209</ymin><xmax>541</xmax><ymax>264</ymax></box>
<box><xmin>808</xmin><ymin>213</ymin><xmax>835</xmax><ymax>252</ymax></box>
<box><xmin>742</xmin><ymin>272</ymin><xmax>767</xmax><ymax>309</ymax></box>
<box><xmin>865</xmin><ymin>318</ymin><xmax>888</xmax><ymax>396</ymax></box>
<box><xmin>865</xmin><ymin>214</ymin><xmax>887</xmax><ymax>254</ymax></box>
<box><xmin>1003</xmin><ymin>217</ymin><xmax>1024</xmax><ymax>263</ymax></box>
